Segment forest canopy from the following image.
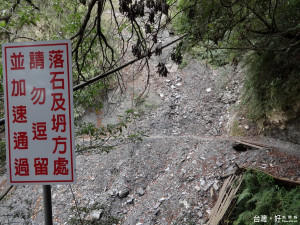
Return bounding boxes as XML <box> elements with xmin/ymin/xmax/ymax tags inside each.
<box><xmin>0</xmin><ymin>0</ymin><xmax>300</xmax><ymax>128</ymax></box>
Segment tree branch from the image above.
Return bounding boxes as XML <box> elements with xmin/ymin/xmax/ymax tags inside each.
<box><xmin>70</xmin><ymin>0</ymin><xmax>97</xmax><ymax>40</ymax></box>
<box><xmin>0</xmin><ymin>34</ymin><xmax>187</xmax><ymax>126</ymax></box>
<box><xmin>24</xmin><ymin>0</ymin><xmax>40</xmax><ymax>10</ymax></box>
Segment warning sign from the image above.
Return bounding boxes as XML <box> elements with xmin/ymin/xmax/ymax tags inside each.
<box><xmin>2</xmin><ymin>40</ymin><xmax>75</xmax><ymax>184</ymax></box>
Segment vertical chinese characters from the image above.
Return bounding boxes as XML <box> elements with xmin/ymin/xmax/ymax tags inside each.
<box><xmin>4</xmin><ymin>41</ymin><xmax>74</xmax><ymax>184</ymax></box>
<box><xmin>49</xmin><ymin>49</ymin><xmax>69</xmax><ymax>176</ymax></box>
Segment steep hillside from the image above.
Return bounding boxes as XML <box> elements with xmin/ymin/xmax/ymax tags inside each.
<box><xmin>1</xmin><ymin>55</ymin><xmax>299</xmax><ymax>224</ymax></box>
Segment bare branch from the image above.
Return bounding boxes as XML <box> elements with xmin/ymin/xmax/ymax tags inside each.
<box><xmin>70</xmin><ymin>0</ymin><xmax>97</xmax><ymax>40</ymax></box>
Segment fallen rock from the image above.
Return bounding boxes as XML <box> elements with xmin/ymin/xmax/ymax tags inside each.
<box><xmin>179</xmin><ymin>200</ymin><xmax>190</xmax><ymax>209</ymax></box>
<box><xmin>195</xmin><ymin>185</ymin><xmax>201</xmax><ymax>191</ymax></box>
<box><xmin>118</xmin><ymin>187</ymin><xmax>130</xmax><ymax>198</ymax></box>
<box><xmin>126</xmin><ymin>195</ymin><xmax>134</xmax><ymax>204</ymax></box>
<box><xmin>213</xmin><ymin>182</ymin><xmax>220</xmax><ymax>191</ymax></box>
<box><xmin>90</xmin><ymin>209</ymin><xmax>103</xmax><ymax>220</ymax></box>
<box><xmin>137</xmin><ymin>187</ymin><xmax>145</xmax><ymax>196</ymax></box>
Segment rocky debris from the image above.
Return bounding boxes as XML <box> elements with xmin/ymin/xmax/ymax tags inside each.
<box><xmin>90</xmin><ymin>209</ymin><xmax>103</xmax><ymax>219</ymax></box>
<box><xmin>125</xmin><ymin>195</ymin><xmax>134</xmax><ymax>204</ymax></box>
<box><xmin>118</xmin><ymin>187</ymin><xmax>131</xmax><ymax>198</ymax></box>
<box><xmin>137</xmin><ymin>187</ymin><xmax>145</xmax><ymax>196</ymax></box>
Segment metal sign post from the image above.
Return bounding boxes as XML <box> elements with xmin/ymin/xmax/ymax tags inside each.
<box><xmin>43</xmin><ymin>185</ymin><xmax>53</xmax><ymax>225</ymax></box>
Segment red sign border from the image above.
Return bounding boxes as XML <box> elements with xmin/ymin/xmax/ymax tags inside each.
<box><xmin>4</xmin><ymin>42</ymin><xmax>75</xmax><ymax>184</ymax></box>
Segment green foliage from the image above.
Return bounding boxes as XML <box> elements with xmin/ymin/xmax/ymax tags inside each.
<box><xmin>0</xmin><ymin>138</ymin><xmax>6</xmax><ymax>175</ymax></box>
<box><xmin>75</xmin><ymin>109</ymin><xmax>148</xmax><ymax>154</ymax></box>
<box><xmin>228</xmin><ymin>170</ymin><xmax>300</xmax><ymax>225</ymax></box>
<box><xmin>244</xmin><ymin>49</ymin><xmax>300</xmax><ymax>128</ymax></box>
<box><xmin>36</xmin><ymin>0</ymin><xmax>84</xmax><ymax>39</ymax></box>
<box><xmin>0</xmin><ymin>0</ymin><xmax>40</xmax><ymax>39</ymax></box>
<box><xmin>174</xmin><ymin>0</ymin><xmax>300</xmax><ymax>127</ymax></box>
<box><xmin>73</xmin><ymin>81</ymin><xmax>108</xmax><ymax>122</ymax></box>
<box><xmin>186</xmin><ymin>44</ymin><xmax>232</xmax><ymax>68</ymax></box>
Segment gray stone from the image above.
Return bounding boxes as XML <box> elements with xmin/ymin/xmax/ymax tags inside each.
<box><xmin>213</xmin><ymin>182</ymin><xmax>220</xmax><ymax>191</ymax></box>
<box><xmin>203</xmin><ymin>184</ymin><xmax>212</xmax><ymax>192</ymax></box>
<box><xmin>154</xmin><ymin>208</ymin><xmax>160</xmax><ymax>216</ymax></box>
<box><xmin>195</xmin><ymin>185</ymin><xmax>201</xmax><ymax>191</ymax></box>
<box><xmin>90</xmin><ymin>209</ymin><xmax>103</xmax><ymax>219</ymax></box>
<box><xmin>179</xmin><ymin>200</ymin><xmax>190</xmax><ymax>209</ymax></box>
<box><xmin>200</xmin><ymin>179</ymin><xmax>206</xmax><ymax>186</ymax></box>
<box><xmin>118</xmin><ymin>188</ymin><xmax>130</xmax><ymax>198</ymax></box>
<box><xmin>153</xmin><ymin>202</ymin><xmax>161</xmax><ymax>209</ymax></box>
<box><xmin>216</xmin><ymin>161</ymin><xmax>223</xmax><ymax>167</ymax></box>
<box><xmin>137</xmin><ymin>187</ymin><xmax>145</xmax><ymax>196</ymax></box>
<box><xmin>109</xmin><ymin>189</ymin><xmax>118</xmax><ymax>197</ymax></box>
<box><xmin>187</xmin><ymin>176</ymin><xmax>195</xmax><ymax>182</ymax></box>
<box><xmin>126</xmin><ymin>195</ymin><xmax>134</xmax><ymax>204</ymax></box>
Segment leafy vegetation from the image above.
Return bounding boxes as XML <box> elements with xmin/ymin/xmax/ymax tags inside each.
<box><xmin>0</xmin><ymin>0</ymin><xmax>174</xmax><ymax>117</ymax></box>
<box><xmin>0</xmin><ymin>138</ymin><xmax>5</xmax><ymax>175</ymax></box>
<box><xmin>174</xmin><ymin>0</ymin><xmax>300</xmax><ymax>128</ymax></box>
<box><xmin>0</xmin><ymin>0</ymin><xmax>299</xmax><ymax>130</ymax></box>
<box><xmin>75</xmin><ymin>109</ymin><xmax>148</xmax><ymax>154</ymax></box>
<box><xmin>73</xmin><ymin>81</ymin><xmax>108</xmax><ymax>121</ymax></box>
<box><xmin>226</xmin><ymin>170</ymin><xmax>300</xmax><ymax>225</ymax></box>
<box><xmin>243</xmin><ymin>50</ymin><xmax>300</xmax><ymax>129</ymax></box>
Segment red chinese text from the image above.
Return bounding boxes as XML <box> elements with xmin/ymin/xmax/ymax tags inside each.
<box><xmin>52</xmin><ymin>136</ymin><xmax>67</xmax><ymax>154</ymax></box>
<box><xmin>51</xmin><ymin>93</ymin><xmax>66</xmax><ymax>111</ymax></box>
<box><xmin>34</xmin><ymin>158</ymin><xmax>48</xmax><ymax>175</ymax></box>
<box><xmin>13</xmin><ymin>132</ymin><xmax>28</xmax><ymax>150</ymax></box>
<box><xmin>53</xmin><ymin>157</ymin><xmax>69</xmax><ymax>175</ymax></box>
<box><xmin>11</xmin><ymin>79</ymin><xmax>26</xmax><ymax>96</ymax></box>
<box><xmin>32</xmin><ymin>122</ymin><xmax>47</xmax><ymax>140</ymax></box>
<box><xmin>14</xmin><ymin>158</ymin><xmax>29</xmax><ymax>176</ymax></box>
<box><xmin>49</xmin><ymin>50</ymin><xmax>64</xmax><ymax>68</ymax></box>
<box><xmin>10</xmin><ymin>52</ymin><xmax>25</xmax><ymax>70</ymax></box>
<box><xmin>51</xmin><ymin>114</ymin><xmax>66</xmax><ymax>132</ymax></box>
<box><xmin>50</xmin><ymin>71</ymin><xmax>64</xmax><ymax>90</ymax></box>
<box><xmin>31</xmin><ymin>87</ymin><xmax>46</xmax><ymax>105</ymax></box>
<box><xmin>30</xmin><ymin>51</ymin><xmax>44</xmax><ymax>69</ymax></box>
<box><xmin>12</xmin><ymin>105</ymin><xmax>27</xmax><ymax>123</ymax></box>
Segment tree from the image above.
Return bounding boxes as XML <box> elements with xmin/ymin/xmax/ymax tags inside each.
<box><xmin>1</xmin><ymin>0</ymin><xmax>299</xmax><ymax>129</ymax></box>
<box><xmin>0</xmin><ymin>0</ymin><xmax>180</xmax><ymax>125</ymax></box>
<box><xmin>174</xmin><ymin>0</ymin><xmax>300</xmax><ymax>127</ymax></box>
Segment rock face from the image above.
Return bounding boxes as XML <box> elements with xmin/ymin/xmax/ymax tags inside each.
<box><xmin>268</xmin><ymin>117</ymin><xmax>300</xmax><ymax>144</ymax></box>
<box><xmin>1</xmin><ymin>55</ymin><xmax>300</xmax><ymax>224</ymax></box>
